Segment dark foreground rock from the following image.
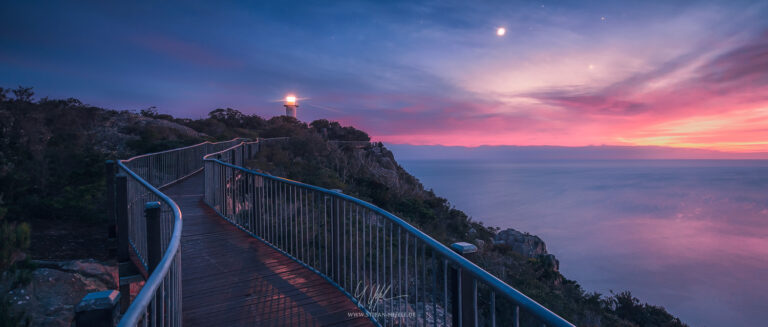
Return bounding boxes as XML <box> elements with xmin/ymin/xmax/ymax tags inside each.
<box><xmin>3</xmin><ymin>259</ymin><xmax>117</xmax><ymax>327</ymax></box>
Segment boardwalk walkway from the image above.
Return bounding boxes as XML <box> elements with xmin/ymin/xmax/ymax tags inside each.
<box><xmin>164</xmin><ymin>173</ymin><xmax>373</xmax><ymax>327</ymax></box>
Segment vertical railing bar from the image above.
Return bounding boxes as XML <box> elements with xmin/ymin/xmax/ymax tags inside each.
<box><xmin>275</xmin><ymin>182</ymin><xmax>285</xmax><ymax>249</ymax></box>
<box><xmin>443</xmin><ymin>259</ymin><xmax>448</xmax><ymax>327</ymax></box>
<box><xmin>343</xmin><ymin>199</ymin><xmax>347</xmax><ymax>290</ymax></box>
<box><xmin>362</xmin><ymin>207</ymin><xmax>368</xmax><ymax>307</ymax></box>
<box><xmin>324</xmin><ymin>193</ymin><xmax>328</xmax><ymax>275</ymax></box>
<box><xmin>312</xmin><ymin>190</ymin><xmax>317</xmax><ymax>271</ymax></box>
<box><xmin>389</xmin><ymin>219</ymin><xmax>393</xmax><ymax>327</ymax></box>
<box><xmin>404</xmin><ymin>232</ymin><xmax>409</xmax><ymax>327</ymax></box>
<box><xmin>376</xmin><ymin>211</ymin><xmax>380</xmax><ymax>312</ymax></box>
<box><xmin>355</xmin><ymin>204</ymin><xmax>360</xmax><ymax>298</ymax></box>
<box><xmin>458</xmin><ymin>268</ymin><xmax>463</xmax><ymax>327</ymax></box>
<box><xmin>266</xmin><ymin>179</ymin><xmax>271</xmax><ymax>244</ymax></box>
<box><xmin>473</xmin><ymin>279</ymin><xmax>478</xmax><ymax>327</ymax></box>
<box><xmin>370</xmin><ymin>209</ymin><xmax>374</xmax><ymax>308</ymax></box>
<box><xmin>432</xmin><ymin>249</ymin><xmax>437</xmax><ymax>327</ymax></box>
<box><xmin>294</xmin><ymin>185</ymin><xmax>298</xmax><ymax>258</ymax></box>
<box><xmin>491</xmin><ymin>291</ymin><xmax>496</xmax><ymax>327</ymax></box>
<box><xmin>415</xmin><ymin>236</ymin><xmax>419</xmax><ymax>327</ymax></box>
<box><xmin>398</xmin><ymin>227</ymin><xmax>403</xmax><ymax>326</ymax></box>
<box><xmin>300</xmin><ymin>187</ymin><xmax>305</xmax><ymax>263</ymax></box>
<box><xmin>290</xmin><ymin>184</ymin><xmax>295</xmax><ymax>257</ymax></box>
<box><xmin>335</xmin><ymin>197</ymin><xmax>340</xmax><ymax>286</ymax></box>
<box><xmin>513</xmin><ymin>305</ymin><xmax>519</xmax><ymax>327</ymax></box>
<box><xmin>282</xmin><ymin>182</ymin><xmax>287</xmax><ymax>253</ymax></box>
<box><xmin>421</xmin><ymin>242</ymin><xmax>427</xmax><ymax>326</ymax></box>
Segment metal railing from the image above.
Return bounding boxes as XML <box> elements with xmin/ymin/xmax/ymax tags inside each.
<box><xmin>203</xmin><ymin>139</ymin><xmax>575</xmax><ymax>327</ymax></box>
<box><xmin>114</xmin><ymin>138</ymin><xmax>245</xmax><ymax>327</ymax></box>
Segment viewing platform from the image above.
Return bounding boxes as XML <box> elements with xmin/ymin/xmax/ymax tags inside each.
<box><xmin>107</xmin><ymin>138</ymin><xmax>574</xmax><ymax>327</ymax></box>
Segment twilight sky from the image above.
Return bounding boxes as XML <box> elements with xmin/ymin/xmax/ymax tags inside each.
<box><xmin>2</xmin><ymin>1</ymin><xmax>767</xmax><ymax>152</ymax></box>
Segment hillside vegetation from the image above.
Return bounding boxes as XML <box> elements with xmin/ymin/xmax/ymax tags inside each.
<box><xmin>0</xmin><ymin>87</ymin><xmax>686</xmax><ymax>327</ymax></box>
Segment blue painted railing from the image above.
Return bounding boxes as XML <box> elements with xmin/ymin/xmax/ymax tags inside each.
<box><xmin>203</xmin><ymin>139</ymin><xmax>575</xmax><ymax>327</ymax></box>
<box><xmin>115</xmin><ymin>138</ymin><xmax>245</xmax><ymax>327</ymax></box>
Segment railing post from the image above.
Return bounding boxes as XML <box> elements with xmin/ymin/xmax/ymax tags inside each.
<box><xmin>115</xmin><ymin>174</ymin><xmax>131</xmax><ymax>314</ymax></box>
<box><xmin>450</xmin><ymin>242</ymin><xmax>478</xmax><ymax>327</ymax></box>
<box><xmin>105</xmin><ymin>161</ymin><xmax>116</xmax><ymax>254</ymax></box>
<box><xmin>116</xmin><ymin>174</ymin><xmax>128</xmax><ymax>261</ymax></box>
<box><xmin>145</xmin><ymin>201</ymin><xmax>163</xmax><ymax>327</ymax></box>
<box><xmin>74</xmin><ymin>290</ymin><xmax>121</xmax><ymax>327</ymax></box>
<box><xmin>330</xmin><ymin>196</ymin><xmax>342</xmax><ymax>281</ymax></box>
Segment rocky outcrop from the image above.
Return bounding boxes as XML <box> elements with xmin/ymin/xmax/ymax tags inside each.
<box><xmin>93</xmin><ymin>112</ymin><xmax>205</xmax><ymax>157</ymax></box>
<box><xmin>344</xmin><ymin>143</ymin><xmax>427</xmax><ymax>199</ymax></box>
<box><xmin>494</xmin><ymin>228</ymin><xmax>559</xmax><ymax>271</ymax></box>
<box><xmin>3</xmin><ymin>259</ymin><xmax>117</xmax><ymax>327</ymax></box>
<box><xmin>494</xmin><ymin>228</ymin><xmax>547</xmax><ymax>257</ymax></box>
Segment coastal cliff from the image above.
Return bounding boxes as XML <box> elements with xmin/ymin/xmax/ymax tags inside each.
<box><xmin>0</xmin><ymin>88</ymin><xmax>686</xmax><ymax>327</ymax></box>
<box><xmin>244</xmin><ymin>119</ymin><xmax>687</xmax><ymax>327</ymax></box>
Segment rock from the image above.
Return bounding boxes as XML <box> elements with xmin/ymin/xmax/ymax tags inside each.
<box><xmin>494</xmin><ymin>228</ymin><xmax>562</xmax><ymax>272</ymax></box>
<box><xmin>344</xmin><ymin>146</ymin><xmax>425</xmax><ymax>199</ymax></box>
<box><xmin>3</xmin><ymin>259</ymin><xmax>117</xmax><ymax>327</ymax></box>
<box><xmin>494</xmin><ymin>228</ymin><xmax>548</xmax><ymax>258</ymax></box>
<box><xmin>540</xmin><ymin>254</ymin><xmax>560</xmax><ymax>272</ymax></box>
<box><xmin>132</xmin><ymin>116</ymin><xmax>202</xmax><ymax>139</ymax></box>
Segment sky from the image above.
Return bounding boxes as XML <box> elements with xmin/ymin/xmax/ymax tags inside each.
<box><xmin>1</xmin><ymin>0</ymin><xmax>767</xmax><ymax>152</ymax></box>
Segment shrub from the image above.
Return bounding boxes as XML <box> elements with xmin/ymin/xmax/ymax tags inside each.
<box><xmin>0</xmin><ymin>200</ymin><xmax>31</xmax><ymax>270</ymax></box>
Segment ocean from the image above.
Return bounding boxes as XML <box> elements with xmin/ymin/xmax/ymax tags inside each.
<box><xmin>397</xmin><ymin>159</ymin><xmax>768</xmax><ymax>327</ymax></box>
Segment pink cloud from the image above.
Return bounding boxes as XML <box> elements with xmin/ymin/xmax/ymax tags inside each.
<box><xmin>350</xmin><ymin>30</ymin><xmax>768</xmax><ymax>153</ymax></box>
<box><xmin>130</xmin><ymin>34</ymin><xmax>241</xmax><ymax>69</ymax></box>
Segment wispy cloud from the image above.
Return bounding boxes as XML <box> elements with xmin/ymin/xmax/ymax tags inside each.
<box><xmin>1</xmin><ymin>0</ymin><xmax>766</xmax><ymax>152</ymax></box>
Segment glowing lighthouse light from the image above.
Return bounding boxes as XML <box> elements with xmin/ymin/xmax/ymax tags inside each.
<box><xmin>283</xmin><ymin>94</ymin><xmax>299</xmax><ymax>118</ymax></box>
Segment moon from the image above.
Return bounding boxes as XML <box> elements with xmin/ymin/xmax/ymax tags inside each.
<box><xmin>496</xmin><ymin>27</ymin><xmax>506</xmax><ymax>36</ymax></box>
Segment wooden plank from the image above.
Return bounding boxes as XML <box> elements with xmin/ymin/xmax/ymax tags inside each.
<box><xmin>160</xmin><ymin>173</ymin><xmax>374</xmax><ymax>327</ymax></box>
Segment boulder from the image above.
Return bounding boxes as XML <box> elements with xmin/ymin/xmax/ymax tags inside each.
<box><xmin>494</xmin><ymin>228</ymin><xmax>561</xmax><ymax>272</ymax></box>
<box><xmin>4</xmin><ymin>259</ymin><xmax>117</xmax><ymax>327</ymax></box>
<box><xmin>493</xmin><ymin>228</ymin><xmax>548</xmax><ymax>258</ymax></box>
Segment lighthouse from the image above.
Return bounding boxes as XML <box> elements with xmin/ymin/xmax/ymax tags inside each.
<box><xmin>284</xmin><ymin>95</ymin><xmax>298</xmax><ymax>118</ymax></box>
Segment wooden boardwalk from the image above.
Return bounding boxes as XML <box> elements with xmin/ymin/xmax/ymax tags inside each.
<box><xmin>164</xmin><ymin>173</ymin><xmax>374</xmax><ymax>327</ymax></box>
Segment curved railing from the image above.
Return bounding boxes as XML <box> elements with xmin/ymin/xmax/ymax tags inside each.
<box><xmin>203</xmin><ymin>139</ymin><xmax>575</xmax><ymax>327</ymax></box>
<box><xmin>115</xmin><ymin>138</ymin><xmax>245</xmax><ymax>327</ymax></box>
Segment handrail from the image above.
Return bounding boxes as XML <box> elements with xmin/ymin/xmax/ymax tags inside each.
<box><xmin>203</xmin><ymin>139</ymin><xmax>575</xmax><ymax>327</ymax></box>
<box><xmin>115</xmin><ymin>138</ymin><xmax>246</xmax><ymax>327</ymax></box>
<box><xmin>115</xmin><ymin>162</ymin><xmax>182</xmax><ymax>326</ymax></box>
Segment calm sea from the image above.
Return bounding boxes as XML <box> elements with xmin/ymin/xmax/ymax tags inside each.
<box><xmin>398</xmin><ymin>159</ymin><xmax>768</xmax><ymax>327</ymax></box>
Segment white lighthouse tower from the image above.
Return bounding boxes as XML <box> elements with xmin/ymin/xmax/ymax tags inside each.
<box><xmin>284</xmin><ymin>95</ymin><xmax>298</xmax><ymax>118</ymax></box>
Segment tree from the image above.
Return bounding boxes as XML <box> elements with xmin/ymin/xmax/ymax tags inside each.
<box><xmin>310</xmin><ymin>119</ymin><xmax>370</xmax><ymax>141</ymax></box>
<box><xmin>140</xmin><ymin>106</ymin><xmax>159</xmax><ymax>118</ymax></box>
<box><xmin>11</xmin><ymin>86</ymin><xmax>34</xmax><ymax>102</ymax></box>
<box><xmin>0</xmin><ymin>87</ymin><xmax>8</xmax><ymax>102</ymax></box>
<box><xmin>208</xmin><ymin>108</ymin><xmax>245</xmax><ymax>126</ymax></box>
